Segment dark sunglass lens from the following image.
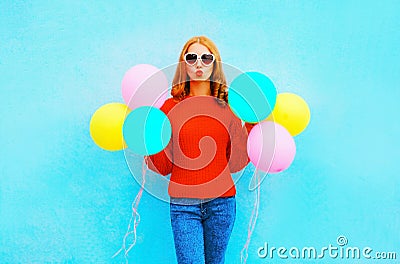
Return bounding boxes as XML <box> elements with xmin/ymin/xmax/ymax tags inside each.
<box><xmin>185</xmin><ymin>54</ymin><xmax>197</xmax><ymax>64</ymax></box>
<box><xmin>201</xmin><ymin>54</ymin><xmax>214</xmax><ymax>65</ymax></box>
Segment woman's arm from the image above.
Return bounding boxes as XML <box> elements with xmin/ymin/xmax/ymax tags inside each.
<box><xmin>144</xmin><ymin>98</ymin><xmax>176</xmax><ymax>176</ymax></box>
<box><xmin>145</xmin><ymin>141</ymin><xmax>173</xmax><ymax>176</ymax></box>
<box><xmin>226</xmin><ymin>118</ymin><xmax>253</xmax><ymax>173</ymax></box>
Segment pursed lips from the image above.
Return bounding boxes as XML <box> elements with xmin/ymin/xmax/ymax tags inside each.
<box><xmin>195</xmin><ymin>69</ymin><xmax>203</xmax><ymax>76</ymax></box>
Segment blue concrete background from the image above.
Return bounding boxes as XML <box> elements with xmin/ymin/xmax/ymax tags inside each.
<box><xmin>1</xmin><ymin>1</ymin><xmax>399</xmax><ymax>263</ymax></box>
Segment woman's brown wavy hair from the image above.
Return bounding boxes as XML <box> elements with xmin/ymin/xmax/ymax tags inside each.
<box><xmin>171</xmin><ymin>36</ymin><xmax>228</xmax><ymax>104</ymax></box>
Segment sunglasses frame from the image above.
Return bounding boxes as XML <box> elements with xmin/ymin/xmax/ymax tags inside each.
<box><xmin>184</xmin><ymin>52</ymin><xmax>215</xmax><ymax>67</ymax></box>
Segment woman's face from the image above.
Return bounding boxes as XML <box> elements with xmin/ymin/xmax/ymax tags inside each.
<box><xmin>185</xmin><ymin>43</ymin><xmax>214</xmax><ymax>81</ymax></box>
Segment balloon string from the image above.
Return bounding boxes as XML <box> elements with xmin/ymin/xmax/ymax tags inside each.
<box><xmin>240</xmin><ymin>169</ymin><xmax>261</xmax><ymax>264</ymax></box>
<box><xmin>112</xmin><ymin>158</ymin><xmax>147</xmax><ymax>263</ymax></box>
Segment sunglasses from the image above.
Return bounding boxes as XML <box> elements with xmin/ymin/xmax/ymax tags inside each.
<box><xmin>184</xmin><ymin>53</ymin><xmax>215</xmax><ymax>66</ymax></box>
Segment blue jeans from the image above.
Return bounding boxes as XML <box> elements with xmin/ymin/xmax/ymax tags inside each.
<box><xmin>169</xmin><ymin>196</ymin><xmax>236</xmax><ymax>264</ymax></box>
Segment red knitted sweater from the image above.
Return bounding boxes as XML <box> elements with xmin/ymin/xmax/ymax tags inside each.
<box><xmin>146</xmin><ymin>95</ymin><xmax>252</xmax><ymax>199</ymax></box>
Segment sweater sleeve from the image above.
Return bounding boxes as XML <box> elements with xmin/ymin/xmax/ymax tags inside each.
<box><xmin>145</xmin><ymin>140</ymin><xmax>173</xmax><ymax>176</ymax></box>
<box><xmin>245</xmin><ymin>122</ymin><xmax>256</xmax><ymax>135</ymax></box>
<box><xmin>144</xmin><ymin>98</ymin><xmax>175</xmax><ymax>176</ymax></box>
<box><xmin>226</xmin><ymin>117</ymin><xmax>251</xmax><ymax>173</ymax></box>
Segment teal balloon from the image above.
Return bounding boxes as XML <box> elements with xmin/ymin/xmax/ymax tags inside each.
<box><xmin>228</xmin><ymin>72</ymin><xmax>277</xmax><ymax>123</ymax></box>
<box><xmin>123</xmin><ymin>106</ymin><xmax>171</xmax><ymax>155</ymax></box>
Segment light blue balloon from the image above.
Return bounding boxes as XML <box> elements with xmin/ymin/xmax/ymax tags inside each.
<box><xmin>228</xmin><ymin>72</ymin><xmax>277</xmax><ymax>123</ymax></box>
<box><xmin>123</xmin><ymin>106</ymin><xmax>171</xmax><ymax>155</ymax></box>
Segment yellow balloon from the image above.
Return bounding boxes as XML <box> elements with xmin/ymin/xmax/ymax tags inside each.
<box><xmin>266</xmin><ymin>93</ymin><xmax>310</xmax><ymax>136</ymax></box>
<box><xmin>90</xmin><ymin>103</ymin><xmax>131</xmax><ymax>151</ymax></box>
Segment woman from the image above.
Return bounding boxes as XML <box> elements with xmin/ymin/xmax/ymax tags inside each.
<box><xmin>146</xmin><ymin>36</ymin><xmax>252</xmax><ymax>264</ymax></box>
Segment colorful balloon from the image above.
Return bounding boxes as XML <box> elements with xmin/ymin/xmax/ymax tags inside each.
<box><xmin>90</xmin><ymin>103</ymin><xmax>130</xmax><ymax>151</ymax></box>
<box><xmin>123</xmin><ymin>106</ymin><xmax>171</xmax><ymax>155</ymax></box>
<box><xmin>266</xmin><ymin>93</ymin><xmax>310</xmax><ymax>136</ymax></box>
<box><xmin>228</xmin><ymin>72</ymin><xmax>277</xmax><ymax>123</ymax></box>
<box><xmin>121</xmin><ymin>64</ymin><xmax>169</xmax><ymax>110</ymax></box>
<box><xmin>247</xmin><ymin>121</ymin><xmax>296</xmax><ymax>173</ymax></box>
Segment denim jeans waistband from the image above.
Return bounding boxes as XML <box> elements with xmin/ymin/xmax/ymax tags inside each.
<box><xmin>169</xmin><ymin>196</ymin><xmax>235</xmax><ymax>205</ymax></box>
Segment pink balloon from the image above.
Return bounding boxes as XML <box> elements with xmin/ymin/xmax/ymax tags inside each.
<box><xmin>247</xmin><ymin>121</ymin><xmax>296</xmax><ymax>173</ymax></box>
<box><xmin>121</xmin><ymin>64</ymin><xmax>169</xmax><ymax>110</ymax></box>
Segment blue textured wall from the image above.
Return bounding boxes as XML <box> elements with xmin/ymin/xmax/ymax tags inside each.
<box><xmin>1</xmin><ymin>1</ymin><xmax>399</xmax><ymax>263</ymax></box>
